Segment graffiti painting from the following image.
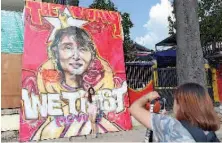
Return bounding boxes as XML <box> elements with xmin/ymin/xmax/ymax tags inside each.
<box><xmin>20</xmin><ymin>1</ymin><xmax>132</xmax><ymax>141</ymax></box>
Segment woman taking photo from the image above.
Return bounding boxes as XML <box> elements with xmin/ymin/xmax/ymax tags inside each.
<box><xmin>87</xmin><ymin>87</ymin><xmax>99</xmax><ymax>138</ymax></box>
<box><xmin>130</xmin><ymin>83</ymin><xmax>220</xmax><ymax>142</ymax></box>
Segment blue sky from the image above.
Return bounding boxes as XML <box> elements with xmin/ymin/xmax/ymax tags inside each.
<box><xmin>79</xmin><ymin>0</ymin><xmax>173</xmax><ymax>49</ymax></box>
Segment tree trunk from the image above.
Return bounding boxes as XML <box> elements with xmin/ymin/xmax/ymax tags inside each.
<box><xmin>175</xmin><ymin>0</ymin><xmax>206</xmax><ymax>87</ymax></box>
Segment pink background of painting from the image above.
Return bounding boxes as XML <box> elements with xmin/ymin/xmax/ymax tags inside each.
<box><xmin>20</xmin><ymin>2</ymin><xmax>131</xmax><ymax>141</ymax></box>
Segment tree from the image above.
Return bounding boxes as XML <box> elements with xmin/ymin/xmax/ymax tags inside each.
<box><xmin>198</xmin><ymin>0</ymin><xmax>222</xmax><ymax>46</ymax></box>
<box><xmin>42</xmin><ymin>0</ymin><xmax>79</xmax><ymax>6</ymax></box>
<box><xmin>168</xmin><ymin>0</ymin><xmax>222</xmax><ymax>46</ymax></box>
<box><xmin>89</xmin><ymin>0</ymin><xmax>136</xmax><ymax>61</ymax></box>
<box><xmin>89</xmin><ymin>0</ymin><xmax>117</xmax><ymax>11</ymax></box>
<box><xmin>175</xmin><ymin>0</ymin><xmax>206</xmax><ymax>86</ymax></box>
<box><xmin>168</xmin><ymin>1</ymin><xmax>176</xmax><ymax>35</ymax></box>
<box><xmin>121</xmin><ymin>12</ymin><xmax>135</xmax><ymax>61</ymax></box>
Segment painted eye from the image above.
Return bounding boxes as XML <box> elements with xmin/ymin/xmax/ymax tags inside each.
<box><xmin>79</xmin><ymin>47</ymin><xmax>88</xmax><ymax>52</ymax></box>
<box><xmin>65</xmin><ymin>45</ymin><xmax>72</xmax><ymax>50</ymax></box>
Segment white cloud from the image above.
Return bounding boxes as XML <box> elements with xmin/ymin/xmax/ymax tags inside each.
<box><xmin>135</xmin><ymin>0</ymin><xmax>173</xmax><ymax>50</ymax></box>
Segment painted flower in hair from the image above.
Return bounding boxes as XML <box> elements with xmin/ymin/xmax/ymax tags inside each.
<box><xmin>84</xmin><ymin>19</ymin><xmax>110</xmax><ymax>34</ymax></box>
<box><xmin>82</xmin><ymin>58</ymin><xmax>104</xmax><ymax>90</ymax></box>
<box><xmin>42</xmin><ymin>69</ymin><xmax>61</xmax><ymax>83</ymax></box>
<box><xmin>22</xmin><ymin>76</ymin><xmax>39</xmax><ymax>95</ymax></box>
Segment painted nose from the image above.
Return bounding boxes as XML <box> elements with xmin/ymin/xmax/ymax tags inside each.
<box><xmin>72</xmin><ymin>48</ymin><xmax>80</xmax><ymax>60</ymax></box>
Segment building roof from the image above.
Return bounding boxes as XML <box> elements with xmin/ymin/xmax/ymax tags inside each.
<box><xmin>133</xmin><ymin>42</ymin><xmax>153</xmax><ymax>52</ymax></box>
<box><xmin>2</xmin><ymin>0</ymin><xmax>24</xmax><ymax>12</ymax></box>
<box><xmin>155</xmin><ymin>34</ymin><xmax>176</xmax><ymax>47</ymax></box>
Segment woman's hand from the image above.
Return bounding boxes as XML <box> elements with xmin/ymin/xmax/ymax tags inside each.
<box><xmin>146</xmin><ymin>91</ymin><xmax>160</xmax><ymax>102</ymax></box>
<box><xmin>81</xmin><ymin>93</ymin><xmax>88</xmax><ymax>98</ymax></box>
<box><xmin>161</xmin><ymin>109</ymin><xmax>167</xmax><ymax>115</ymax></box>
<box><xmin>129</xmin><ymin>91</ymin><xmax>160</xmax><ymax>129</ymax></box>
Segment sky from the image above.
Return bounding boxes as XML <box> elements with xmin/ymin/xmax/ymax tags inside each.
<box><xmin>79</xmin><ymin>0</ymin><xmax>173</xmax><ymax>50</ymax></box>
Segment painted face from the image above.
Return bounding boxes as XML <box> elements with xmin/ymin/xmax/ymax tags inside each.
<box><xmin>58</xmin><ymin>35</ymin><xmax>93</xmax><ymax>75</ymax></box>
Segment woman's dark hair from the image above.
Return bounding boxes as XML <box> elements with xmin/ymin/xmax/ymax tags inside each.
<box><xmin>88</xmin><ymin>87</ymin><xmax>95</xmax><ymax>103</ymax></box>
<box><xmin>50</xmin><ymin>26</ymin><xmax>96</xmax><ymax>72</ymax></box>
<box><xmin>174</xmin><ymin>82</ymin><xmax>220</xmax><ymax>131</ymax></box>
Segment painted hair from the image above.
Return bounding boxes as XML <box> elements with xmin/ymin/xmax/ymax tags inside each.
<box><xmin>174</xmin><ymin>82</ymin><xmax>220</xmax><ymax>131</ymax></box>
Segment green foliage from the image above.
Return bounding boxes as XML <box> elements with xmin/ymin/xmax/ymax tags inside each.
<box><xmin>168</xmin><ymin>0</ymin><xmax>222</xmax><ymax>46</ymax></box>
<box><xmin>121</xmin><ymin>12</ymin><xmax>135</xmax><ymax>61</ymax></box>
<box><xmin>89</xmin><ymin>0</ymin><xmax>136</xmax><ymax>61</ymax></box>
<box><xmin>89</xmin><ymin>0</ymin><xmax>117</xmax><ymax>11</ymax></box>
<box><xmin>168</xmin><ymin>1</ymin><xmax>176</xmax><ymax>35</ymax></box>
<box><xmin>198</xmin><ymin>0</ymin><xmax>222</xmax><ymax>45</ymax></box>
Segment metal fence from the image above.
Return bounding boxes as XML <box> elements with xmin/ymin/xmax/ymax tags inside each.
<box><xmin>203</xmin><ymin>41</ymin><xmax>222</xmax><ymax>57</ymax></box>
<box><xmin>154</xmin><ymin>67</ymin><xmax>177</xmax><ymax>88</ymax></box>
<box><xmin>126</xmin><ymin>63</ymin><xmax>214</xmax><ymax>109</ymax></box>
<box><xmin>206</xmin><ymin>68</ymin><xmax>214</xmax><ymax>101</ymax></box>
<box><xmin>125</xmin><ymin>63</ymin><xmax>175</xmax><ymax>109</ymax></box>
<box><xmin>154</xmin><ymin>67</ymin><xmax>214</xmax><ymax>109</ymax></box>
<box><xmin>154</xmin><ymin>67</ymin><xmax>177</xmax><ymax>109</ymax></box>
<box><xmin>125</xmin><ymin>63</ymin><xmax>153</xmax><ymax>89</ymax></box>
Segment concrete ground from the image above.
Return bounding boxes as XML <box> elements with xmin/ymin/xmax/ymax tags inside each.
<box><xmin>39</xmin><ymin>126</ymin><xmax>222</xmax><ymax>142</ymax></box>
<box><xmin>44</xmin><ymin>109</ymin><xmax>222</xmax><ymax>142</ymax></box>
<box><xmin>2</xmin><ymin>124</ymin><xmax>222</xmax><ymax>142</ymax></box>
<box><xmin>43</xmin><ymin>112</ymin><xmax>222</xmax><ymax>142</ymax></box>
<box><xmin>2</xmin><ymin>108</ymin><xmax>222</xmax><ymax>142</ymax></box>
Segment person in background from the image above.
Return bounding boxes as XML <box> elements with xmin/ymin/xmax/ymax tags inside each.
<box><xmin>87</xmin><ymin>87</ymin><xmax>99</xmax><ymax>138</ymax></box>
<box><xmin>129</xmin><ymin>83</ymin><xmax>220</xmax><ymax>142</ymax></box>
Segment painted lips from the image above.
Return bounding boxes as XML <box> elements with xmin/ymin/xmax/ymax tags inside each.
<box><xmin>69</xmin><ymin>62</ymin><xmax>83</xmax><ymax>69</ymax></box>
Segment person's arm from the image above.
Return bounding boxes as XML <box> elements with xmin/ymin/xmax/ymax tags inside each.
<box><xmin>129</xmin><ymin>91</ymin><xmax>160</xmax><ymax>129</ymax></box>
<box><xmin>81</xmin><ymin>92</ymin><xmax>88</xmax><ymax>98</ymax></box>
